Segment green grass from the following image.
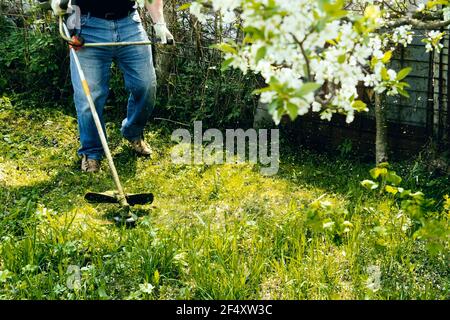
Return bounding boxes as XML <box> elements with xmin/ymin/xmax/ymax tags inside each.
<box><xmin>0</xmin><ymin>95</ymin><xmax>448</xmax><ymax>300</ymax></box>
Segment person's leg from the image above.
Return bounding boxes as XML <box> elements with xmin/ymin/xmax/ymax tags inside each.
<box><xmin>71</xmin><ymin>16</ymin><xmax>114</xmax><ymax>160</ymax></box>
<box><xmin>116</xmin><ymin>11</ymin><xmax>157</xmax><ymax>142</ymax></box>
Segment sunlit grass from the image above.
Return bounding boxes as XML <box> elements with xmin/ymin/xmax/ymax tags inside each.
<box><xmin>0</xmin><ymin>96</ymin><xmax>448</xmax><ymax>300</ymax></box>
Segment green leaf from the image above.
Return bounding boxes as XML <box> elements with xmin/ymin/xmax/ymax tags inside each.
<box><xmin>364</xmin><ymin>5</ymin><xmax>381</xmax><ymax>20</ymax></box>
<box><xmin>399</xmin><ymin>189</ymin><xmax>412</xmax><ymax>198</ymax></box>
<box><xmin>353</xmin><ymin>20</ymin><xmax>366</xmax><ymax>34</ymax></box>
<box><xmin>326</xmin><ymin>39</ymin><xmax>338</xmax><ymax>46</ymax></box>
<box><xmin>397</xmin><ymin>82</ymin><xmax>411</xmax><ymax>89</ymax></box>
<box><xmin>338</xmin><ymin>54</ymin><xmax>346</xmax><ymax>64</ymax></box>
<box><xmin>385</xmin><ymin>185</ymin><xmax>399</xmax><ymax>195</ymax></box>
<box><xmin>370</xmin><ymin>167</ymin><xmax>388</xmax><ymax>179</ymax></box>
<box><xmin>243</xmin><ymin>26</ymin><xmax>265</xmax><ymax>41</ymax></box>
<box><xmin>252</xmin><ymin>86</ymin><xmax>272</xmax><ymax>95</ymax></box>
<box><xmin>153</xmin><ymin>270</ymin><xmax>160</xmax><ymax>285</ymax></box>
<box><xmin>221</xmin><ymin>58</ymin><xmax>234</xmax><ymax>72</ymax></box>
<box><xmin>427</xmin><ymin>0</ymin><xmax>450</xmax><ymax>9</ymax></box>
<box><xmin>296</xmin><ymin>82</ymin><xmax>322</xmax><ymax>97</ymax></box>
<box><xmin>177</xmin><ymin>3</ymin><xmax>191</xmax><ymax>11</ymax></box>
<box><xmin>268</xmin><ymin>99</ymin><xmax>282</xmax><ymax>113</ymax></box>
<box><xmin>323</xmin><ymin>0</ymin><xmax>347</xmax><ymax>19</ymax></box>
<box><xmin>361</xmin><ymin>180</ymin><xmax>379</xmax><ymax>190</ymax></box>
<box><xmin>255</xmin><ymin>46</ymin><xmax>267</xmax><ymax>64</ymax></box>
<box><xmin>213</xmin><ymin>43</ymin><xmax>238</xmax><ymax>55</ymax></box>
<box><xmin>381</xmin><ymin>67</ymin><xmax>389</xmax><ymax>81</ymax></box>
<box><xmin>386</xmin><ymin>171</ymin><xmax>402</xmax><ymax>186</ymax></box>
<box><xmin>409</xmin><ymin>191</ymin><xmax>425</xmax><ymax>200</ymax></box>
<box><xmin>397</xmin><ymin>67</ymin><xmax>412</xmax><ymax>81</ymax></box>
<box><xmin>98</xmin><ymin>287</ymin><xmax>108</xmax><ymax>299</ymax></box>
<box><xmin>352</xmin><ymin>100</ymin><xmax>367</xmax><ymax>112</ymax></box>
<box><xmin>286</xmin><ymin>102</ymin><xmax>298</xmax><ymax>120</ymax></box>
<box><xmin>0</xmin><ymin>270</ymin><xmax>12</xmax><ymax>283</ymax></box>
<box><xmin>370</xmin><ymin>56</ymin><xmax>378</xmax><ymax>69</ymax></box>
<box><xmin>377</xmin><ymin>162</ymin><xmax>390</xmax><ymax>168</ymax></box>
<box><xmin>398</xmin><ymin>87</ymin><xmax>410</xmax><ymax>98</ymax></box>
<box><xmin>382</xmin><ymin>51</ymin><xmax>393</xmax><ymax>64</ymax></box>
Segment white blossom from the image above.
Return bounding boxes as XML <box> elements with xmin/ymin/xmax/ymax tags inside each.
<box><xmin>190</xmin><ymin>0</ymin><xmax>446</xmax><ymax>124</ymax></box>
<box><xmin>190</xmin><ymin>2</ymin><xmax>207</xmax><ymax>24</ymax></box>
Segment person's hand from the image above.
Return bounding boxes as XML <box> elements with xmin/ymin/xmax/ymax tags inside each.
<box><xmin>153</xmin><ymin>23</ymin><xmax>174</xmax><ymax>45</ymax></box>
<box><xmin>51</xmin><ymin>0</ymin><xmax>70</xmax><ymax>16</ymax></box>
<box><xmin>69</xmin><ymin>35</ymin><xmax>84</xmax><ymax>52</ymax></box>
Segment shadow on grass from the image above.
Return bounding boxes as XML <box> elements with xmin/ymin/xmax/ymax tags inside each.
<box><xmin>0</xmin><ymin>141</ymin><xmax>143</xmax><ymax>237</ymax></box>
<box><xmin>0</xmin><ymin>94</ymin><xmax>168</xmax><ymax>237</ymax></box>
<box><xmin>273</xmin><ymin>145</ymin><xmax>372</xmax><ymax>196</ymax></box>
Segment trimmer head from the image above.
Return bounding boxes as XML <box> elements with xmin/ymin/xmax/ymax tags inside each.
<box><xmin>85</xmin><ymin>191</ymin><xmax>154</xmax><ymax>206</ymax></box>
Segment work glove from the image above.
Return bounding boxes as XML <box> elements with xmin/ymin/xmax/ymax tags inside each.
<box><xmin>69</xmin><ymin>35</ymin><xmax>84</xmax><ymax>51</ymax></box>
<box><xmin>153</xmin><ymin>23</ymin><xmax>174</xmax><ymax>45</ymax></box>
<box><xmin>51</xmin><ymin>0</ymin><xmax>71</xmax><ymax>16</ymax></box>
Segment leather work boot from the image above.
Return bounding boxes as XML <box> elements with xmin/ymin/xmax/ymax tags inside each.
<box><xmin>81</xmin><ymin>155</ymin><xmax>101</xmax><ymax>173</ymax></box>
<box><xmin>129</xmin><ymin>139</ymin><xmax>152</xmax><ymax>157</ymax></box>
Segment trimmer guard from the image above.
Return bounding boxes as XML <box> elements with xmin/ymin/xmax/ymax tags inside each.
<box><xmin>85</xmin><ymin>191</ymin><xmax>154</xmax><ymax>206</ymax></box>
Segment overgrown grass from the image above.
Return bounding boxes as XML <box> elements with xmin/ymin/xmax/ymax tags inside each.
<box><xmin>0</xmin><ymin>95</ymin><xmax>448</xmax><ymax>300</ymax></box>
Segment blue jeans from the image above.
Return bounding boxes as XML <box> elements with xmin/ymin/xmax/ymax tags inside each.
<box><xmin>70</xmin><ymin>11</ymin><xmax>157</xmax><ymax>160</ymax></box>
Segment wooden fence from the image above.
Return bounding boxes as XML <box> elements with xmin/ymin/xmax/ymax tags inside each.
<box><xmin>285</xmin><ymin>32</ymin><xmax>450</xmax><ymax>159</ymax></box>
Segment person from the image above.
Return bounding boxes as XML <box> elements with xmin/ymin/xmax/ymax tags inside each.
<box><xmin>51</xmin><ymin>0</ymin><xmax>173</xmax><ymax>173</ymax></box>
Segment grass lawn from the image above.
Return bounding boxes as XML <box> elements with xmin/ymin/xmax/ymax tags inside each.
<box><xmin>0</xmin><ymin>95</ymin><xmax>448</xmax><ymax>300</ymax></box>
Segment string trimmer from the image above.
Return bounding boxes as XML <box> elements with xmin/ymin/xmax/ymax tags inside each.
<box><xmin>55</xmin><ymin>8</ymin><xmax>174</xmax><ymax>224</ymax></box>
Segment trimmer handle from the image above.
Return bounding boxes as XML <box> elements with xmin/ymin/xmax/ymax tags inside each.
<box><xmin>58</xmin><ymin>16</ymin><xmax>176</xmax><ymax>48</ymax></box>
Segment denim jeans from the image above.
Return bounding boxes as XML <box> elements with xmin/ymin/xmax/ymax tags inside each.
<box><xmin>70</xmin><ymin>11</ymin><xmax>157</xmax><ymax>160</ymax></box>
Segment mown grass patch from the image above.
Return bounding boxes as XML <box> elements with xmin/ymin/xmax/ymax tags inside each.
<box><xmin>0</xmin><ymin>96</ymin><xmax>448</xmax><ymax>300</ymax></box>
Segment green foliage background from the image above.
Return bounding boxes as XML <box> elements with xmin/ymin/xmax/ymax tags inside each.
<box><xmin>0</xmin><ymin>5</ymin><xmax>259</xmax><ymax>129</ymax></box>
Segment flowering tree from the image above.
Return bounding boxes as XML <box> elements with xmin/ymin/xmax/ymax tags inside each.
<box><xmin>188</xmin><ymin>0</ymin><xmax>450</xmax><ymax>162</ymax></box>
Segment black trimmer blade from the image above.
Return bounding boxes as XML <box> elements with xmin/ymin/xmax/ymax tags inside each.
<box><xmin>85</xmin><ymin>191</ymin><xmax>154</xmax><ymax>206</ymax></box>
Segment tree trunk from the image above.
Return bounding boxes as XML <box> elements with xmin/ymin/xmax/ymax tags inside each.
<box><xmin>375</xmin><ymin>93</ymin><xmax>388</xmax><ymax>164</ymax></box>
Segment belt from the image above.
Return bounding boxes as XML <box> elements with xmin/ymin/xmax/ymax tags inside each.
<box><xmin>88</xmin><ymin>9</ymin><xmax>135</xmax><ymax>20</ymax></box>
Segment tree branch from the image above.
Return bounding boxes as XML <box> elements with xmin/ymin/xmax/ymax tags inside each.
<box><xmin>386</xmin><ymin>17</ymin><xmax>450</xmax><ymax>29</ymax></box>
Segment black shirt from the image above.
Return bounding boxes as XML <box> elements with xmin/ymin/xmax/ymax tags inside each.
<box><xmin>75</xmin><ymin>0</ymin><xmax>136</xmax><ymax>15</ymax></box>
